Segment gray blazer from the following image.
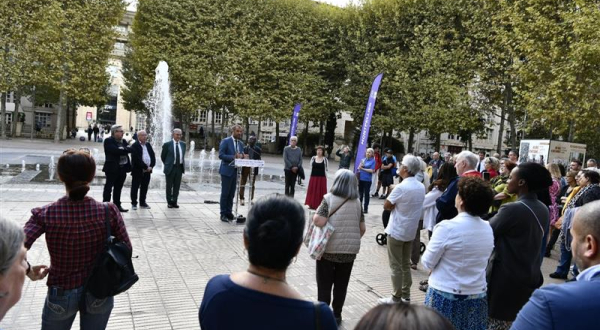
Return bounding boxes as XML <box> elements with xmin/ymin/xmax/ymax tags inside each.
<box><xmin>161</xmin><ymin>140</ymin><xmax>186</xmax><ymax>175</ymax></box>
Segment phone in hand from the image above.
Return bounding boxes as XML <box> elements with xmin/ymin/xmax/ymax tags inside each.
<box><xmin>483</xmin><ymin>172</ymin><xmax>491</xmax><ymax>181</ymax></box>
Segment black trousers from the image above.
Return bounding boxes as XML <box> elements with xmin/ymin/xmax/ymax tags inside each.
<box><xmin>316</xmin><ymin>259</ymin><xmax>354</xmax><ymax>317</ymax></box>
<box><xmin>284</xmin><ymin>169</ymin><xmax>298</xmax><ymax>197</ymax></box>
<box><xmin>131</xmin><ymin>171</ymin><xmax>151</xmax><ymax>206</ymax></box>
<box><xmin>166</xmin><ymin>165</ymin><xmax>183</xmax><ymax>204</ymax></box>
<box><xmin>103</xmin><ymin>169</ymin><xmax>127</xmax><ymax>206</ymax></box>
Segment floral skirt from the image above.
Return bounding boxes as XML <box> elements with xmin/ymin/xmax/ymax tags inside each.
<box><xmin>305</xmin><ymin>175</ymin><xmax>327</xmax><ymax>209</ymax></box>
<box><xmin>425</xmin><ymin>287</ymin><xmax>488</xmax><ymax>330</ymax></box>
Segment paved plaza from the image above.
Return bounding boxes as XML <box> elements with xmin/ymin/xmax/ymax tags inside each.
<box><xmin>0</xmin><ymin>138</ymin><xmax>566</xmax><ymax>330</ymax></box>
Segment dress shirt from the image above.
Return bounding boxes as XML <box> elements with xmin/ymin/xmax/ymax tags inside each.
<box><xmin>476</xmin><ymin>160</ymin><xmax>485</xmax><ymax>172</ymax></box>
<box><xmin>173</xmin><ymin>140</ymin><xmax>181</xmax><ymax>164</ymax></box>
<box><xmin>422</xmin><ymin>212</ymin><xmax>494</xmax><ymax>295</ymax></box>
<box><xmin>577</xmin><ymin>264</ymin><xmax>600</xmax><ymax>282</ymax></box>
<box><xmin>141</xmin><ymin>143</ymin><xmax>151</xmax><ymax>167</ymax></box>
<box><xmin>385</xmin><ymin>176</ymin><xmax>426</xmax><ymax>241</ymax></box>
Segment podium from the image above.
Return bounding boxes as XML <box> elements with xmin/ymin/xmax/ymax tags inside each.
<box><xmin>232</xmin><ymin>159</ymin><xmax>265</xmax><ymax>223</ymax></box>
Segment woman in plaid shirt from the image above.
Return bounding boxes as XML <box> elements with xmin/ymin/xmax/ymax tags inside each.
<box><xmin>24</xmin><ymin>149</ymin><xmax>132</xmax><ymax>330</ymax></box>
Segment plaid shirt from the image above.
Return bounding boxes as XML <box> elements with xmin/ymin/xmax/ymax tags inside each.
<box><xmin>24</xmin><ymin>196</ymin><xmax>132</xmax><ymax>290</ymax></box>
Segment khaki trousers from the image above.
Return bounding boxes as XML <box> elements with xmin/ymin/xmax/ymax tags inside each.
<box><xmin>387</xmin><ymin>236</ymin><xmax>413</xmax><ymax>300</ymax></box>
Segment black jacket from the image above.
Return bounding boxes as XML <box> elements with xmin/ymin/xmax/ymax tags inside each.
<box><xmin>102</xmin><ymin>137</ymin><xmax>132</xmax><ymax>173</ymax></box>
<box><xmin>130</xmin><ymin>141</ymin><xmax>156</xmax><ymax>174</ymax></box>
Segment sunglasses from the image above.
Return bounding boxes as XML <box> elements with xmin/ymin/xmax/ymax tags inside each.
<box><xmin>63</xmin><ymin>147</ymin><xmax>91</xmax><ymax>155</ymax></box>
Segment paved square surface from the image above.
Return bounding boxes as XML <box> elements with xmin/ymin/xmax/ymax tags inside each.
<box><xmin>0</xmin><ymin>138</ymin><xmax>566</xmax><ymax>330</ymax></box>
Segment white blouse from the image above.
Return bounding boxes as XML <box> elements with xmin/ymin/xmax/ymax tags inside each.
<box><xmin>421</xmin><ymin>212</ymin><xmax>494</xmax><ymax>295</ymax></box>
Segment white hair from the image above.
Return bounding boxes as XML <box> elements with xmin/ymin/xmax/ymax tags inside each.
<box><xmin>402</xmin><ymin>155</ymin><xmax>421</xmax><ymax>176</ymax></box>
<box><xmin>457</xmin><ymin>151</ymin><xmax>478</xmax><ymax>170</ymax></box>
<box><xmin>330</xmin><ymin>169</ymin><xmax>359</xmax><ymax>199</ymax></box>
<box><xmin>172</xmin><ymin>128</ymin><xmax>182</xmax><ymax>134</ymax></box>
<box><xmin>0</xmin><ymin>217</ymin><xmax>24</xmax><ymax>275</ymax></box>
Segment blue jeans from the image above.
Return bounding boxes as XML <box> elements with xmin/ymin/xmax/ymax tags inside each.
<box><xmin>42</xmin><ymin>286</ymin><xmax>113</xmax><ymax>330</ymax></box>
<box><xmin>358</xmin><ymin>180</ymin><xmax>372</xmax><ymax>212</ymax></box>
<box><xmin>555</xmin><ymin>239</ymin><xmax>572</xmax><ymax>276</ymax></box>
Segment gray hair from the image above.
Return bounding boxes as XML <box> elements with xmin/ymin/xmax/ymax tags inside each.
<box><xmin>0</xmin><ymin>217</ymin><xmax>24</xmax><ymax>276</ymax></box>
<box><xmin>172</xmin><ymin>128</ymin><xmax>182</xmax><ymax>134</ymax></box>
<box><xmin>330</xmin><ymin>169</ymin><xmax>359</xmax><ymax>199</ymax></box>
<box><xmin>401</xmin><ymin>154</ymin><xmax>421</xmax><ymax>176</ymax></box>
<box><xmin>110</xmin><ymin>125</ymin><xmax>123</xmax><ymax>136</ymax></box>
<box><xmin>290</xmin><ymin>136</ymin><xmax>298</xmax><ymax>142</ymax></box>
<box><xmin>137</xmin><ymin>130</ymin><xmax>147</xmax><ymax>136</ymax></box>
<box><xmin>457</xmin><ymin>151</ymin><xmax>478</xmax><ymax>170</ymax></box>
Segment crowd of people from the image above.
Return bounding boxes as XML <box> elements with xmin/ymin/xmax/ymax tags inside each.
<box><xmin>2</xmin><ymin>126</ymin><xmax>600</xmax><ymax>330</ymax></box>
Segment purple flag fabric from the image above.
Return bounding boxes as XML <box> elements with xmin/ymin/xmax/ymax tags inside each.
<box><xmin>288</xmin><ymin>103</ymin><xmax>302</xmax><ymax>145</ymax></box>
<box><xmin>354</xmin><ymin>73</ymin><xmax>384</xmax><ymax>172</ymax></box>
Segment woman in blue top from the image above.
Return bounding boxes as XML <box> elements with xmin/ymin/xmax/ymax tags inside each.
<box><xmin>199</xmin><ymin>194</ymin><xmax>337</xmax><ymax>330</ymax></box>
<box><xmin>358</xmin><ymin>148</ymin><xmax>376</xmax><ymax>213</ymax></box>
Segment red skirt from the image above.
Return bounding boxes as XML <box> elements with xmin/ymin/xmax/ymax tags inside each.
<box><xmin>305</xmin><ymin>176</ymin><xmax>328</xmax><ymax>210</ymax></box>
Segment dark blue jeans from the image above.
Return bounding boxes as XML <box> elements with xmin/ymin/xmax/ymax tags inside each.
<box><xmin>555</xmin><ymin>238</ymin><xmax>572</xmax><ymax>276</ymax></box>
<box><xmin>358</xmin><ymin>180</ymin><xmax>372</xmax><ymax>212</ymax></box>
<box><xmin>220</xmin><ymin>173</ymin><xmax>237</xmax><ymax>216</ymax></box>
<box><xmin>42</xmin><ymin>286</ymin><xmax>113</xmax><ymax>330</ymax></box>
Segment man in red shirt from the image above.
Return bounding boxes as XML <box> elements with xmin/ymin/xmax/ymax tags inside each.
<box><xmin>370</xmin><ymin>144</ymin><xmax>383</xmax><ymax>197</ymax></box>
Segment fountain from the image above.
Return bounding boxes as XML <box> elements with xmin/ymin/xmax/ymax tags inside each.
<box><xmin>199</xmin><ymin>149</ymin><xmax>206</xmax><ymax>172</ymax></box>
<box><xmin>208</xmin><ymin>148</ymin><xmax>217</xmax><ymax>173</ymax></box>
<box><xmin>189</xmin><ymin>140</ymin><xmax>196</xmax><ymax>172</ymax></box>
<box><xmin>21</xmin><ymin>160</ymin><xmax>26</xmax><ymax>172</ymax></box>
<box><xmin>36</xmin><ymin>164</ymin><xmax>40</xmax><ymax>171</ymax></box>
<box><xmin>145</xmin><ymin>61</ymin><xmax>173</xmax><ymax>173</ymax></box>
<box><xmin>49</xmin><ymin>156</ymin><xmax>56</xmax><ymax>180</ymax></box>
<box><xmin>5</xmin><ymin>164</ymin><xmax>8</xmax><ymax>168</ymax></box>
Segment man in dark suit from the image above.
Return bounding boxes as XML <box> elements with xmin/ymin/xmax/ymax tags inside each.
<box><xmin>219</xmin><ymin>125</ymin><xmax>246</xmax><ymax>222</ymax></box>
<box><xmin>130</xmin><ymin>130</ymin><xmax>155</xmax><ymax>210</ymax></box>
<box><xmin>511</xmin><ymin>200</ymin><xmax>600</xmax><ymax>330</ymax></box>
<box><xmin>161</xmin><ymin>128</ymin><xmax>186</xmax><ymax>208</ymax></box>
<box><xmin>102</xmin><ymin>125</ymin><xmax>132</xmax><ymax>212</ymax></box>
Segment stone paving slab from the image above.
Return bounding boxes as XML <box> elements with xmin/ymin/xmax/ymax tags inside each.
<box><xmin>0</xmin><ymin>182</ymin><xmax>566</xmax><ymax>330</ymax></box>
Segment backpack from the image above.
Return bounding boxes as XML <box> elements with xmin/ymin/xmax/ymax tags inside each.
<box><xmin>84</xmin><ymin>203</ymin><xmax>138</xmax><ymax>300</ymax></box>
<box><xmin>383</xmin><ymin>155</ymin><xmax>397</xmax><ymax>177</ymax></box>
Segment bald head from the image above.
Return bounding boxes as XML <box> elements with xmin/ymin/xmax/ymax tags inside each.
<box><xmin>571</xmin><ymin>200</ymin><xmax>600</xmax><ymax>271</ymax></box>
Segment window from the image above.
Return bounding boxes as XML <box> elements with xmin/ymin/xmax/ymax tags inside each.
<box><xmin>448</xmin><ymin>134</ymin><xmax>455</xmax><ymax>140</ymax></box>
<box><xmin>35</xmin><ymin>112</ymin><xmax>51</xmax><ymax>128</ymax></box>
<box><xmin>4</xmin><ymin>113</ymin><xmax>12</xmax><ymax>125</ymax></box>
<box><xmin>263</xmin><ymin>119</ymin><xmax>274</xmax><ymax>127</ymax></box>
<box><xmin>215</xmin><ymin>112</ymin><xmax>222</xmax><ymax>124</ymax></box>
<box><xmin>135</xmin><ymin>113</ymin><xmax>146</xmax><ymax>131</ymax></box>
<box><xmin>487</xmin><ymin>129</ymin><xmax>494</xmax><ymax>142</ymax></box>
<box><xmin>261</xmin><ymin>132</ymin><xmax>272</xmax><ymax>144</ymax></box>
<box><xmin>42</xmin><ymin>103</ymin><xmax>53</xmax><ymax>108</ymax></box>
<box><xmin>190</xmin><ymin>110</ymin><xmax>199</xmax><ymax>123</ymax></box>
<box><xmin>6</xmin><ymin>91</ymin><xmax>14</xmax><ymax>103</ymax></box>
<box><xmin>199</xmin><ymin>110</ymin><xmax>207</xmax><ymax>123</ymax></box>
<box><xmin>249</xmin><ymin>118</ymin><xmax>258</xmax><ymax>125</ymax></box>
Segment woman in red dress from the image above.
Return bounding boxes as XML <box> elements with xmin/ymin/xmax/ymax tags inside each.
<box><xmin>305</xmin><ymin>146</ymin><xmax>329</xmax><ymax>210</ymax></box>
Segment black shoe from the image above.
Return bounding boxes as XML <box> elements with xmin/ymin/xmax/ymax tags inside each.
<box><xmin>140</xmin><ymin>204</ymin><xmax>151</xmax><ymax>209</ymax></box>
<box><xmin>549</xmin><ymin>272</ymin><xmax>568</xmax><ymax>279</ymax></box>
<box><xmin>334</xmin><ymin>316</ymin><xmax>342</xmax><ymax>325</ymax></box>
<box><xmin>227</xmin><ymin>213</ymin><xmax>235</xmax><ymax>220</ymax></box>
<box><xmin>172</xmin><ymin>204</ymin><xmax>179</xmax><ymax>208</ymax></box>
<box><xmin>131</xmin><ymin>205</ymin><xmax>137</xmax><ymax>210</ymax></box>
<box><xmin>372</xmin><ymin>192</ymin><xmax>379</xmax><ymax>197</ymax></box>
<box><xmin>117</xmin><ymin>206</ymin><xmax>129</xmax><ymax>212</ymax></box>
<box><xmin>378</xmin><ymin>195</ymin><xmax>386</xmax><ymax>199</ymax></box>
<box><xmin>220</xmin><ymin>215</ymin><xmax>230</xmax><ymax>222</ymax></box>
<box><xmin>167</xmin><ymin>203</ymin><xmax>174</xmax><ymax>208</ymax></box>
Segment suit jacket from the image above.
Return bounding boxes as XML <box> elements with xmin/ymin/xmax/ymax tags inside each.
<box><xmin>219</xmin><ymin>136</ymin><xmax>244</xmax><ymax>177</ymax></box>
<box><xmin>161</xmin><ymin>140</ymin><xmax>186</xmax><ymax>175</ymax></box>
<box><xmin>102</xmin><ymin>136</ymin><xmax>131</xmax><ymax>173</ymax></box>
<box><xmin>487</xmin><ymin>193</ymin><xmax>550</xmax><ymax>321</ymax></box>
<box><xmin>130</xmin><ymin>141</ymin><xmax>156</xmax><ymax>174</ymax></box>
<box><xmin>511</xmin><ymin>269</ymin><xmax>600</xmax><ymax>330</ymax></box>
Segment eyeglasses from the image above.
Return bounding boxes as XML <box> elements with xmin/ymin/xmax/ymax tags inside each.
<box><xmin>63</xmin><ymin>148</ymin><xmax>91</xmax><ymax>155</ymax></box>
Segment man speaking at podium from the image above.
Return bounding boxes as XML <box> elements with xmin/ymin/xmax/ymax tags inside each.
<box><xmin>219</xmin><ymin>124</ymin><xmax>246</xmax><ymax>222</ymax></box>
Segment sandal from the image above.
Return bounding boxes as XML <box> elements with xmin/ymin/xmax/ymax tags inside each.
<box><xmin>419</xmin><ymin>283</ymin><xmax>429</xmax><ymax>292</ymax></box>
<box><xmin>419</xmin><ymin>279</ymin><xmax>428</xmax><ymax>285</ymax></box>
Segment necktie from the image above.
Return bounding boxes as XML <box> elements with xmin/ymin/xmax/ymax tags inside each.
<box><xmin>175</xmin><ymin>142</ymin><xmax>180</xmax><ymax>165</ymax></box>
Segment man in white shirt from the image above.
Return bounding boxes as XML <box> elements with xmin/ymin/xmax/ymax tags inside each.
<box><xmin>476</xmin><ymin>151</ymin><xmax>486</xmax><ymax>172</ymax></box>
<box><xmin>130</xmin><ymin>130</ymin><xmax>156</xmax><ymax>210</ymax></box>
<box><xmin>379</xmin><ymin>155</ymin><xmax>426</xmax><ymax>304</ymax></box>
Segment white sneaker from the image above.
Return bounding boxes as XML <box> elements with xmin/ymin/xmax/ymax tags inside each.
<box><xmin>377</xmin><ymin>297</ymin><xmax>398</xmax><ymax>305</ymax></box>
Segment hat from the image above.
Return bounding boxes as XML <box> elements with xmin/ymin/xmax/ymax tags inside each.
<box><xmin>385</xmin><ymin>148</ymin><xmax>393</xmax><ymax>153</ymax></box>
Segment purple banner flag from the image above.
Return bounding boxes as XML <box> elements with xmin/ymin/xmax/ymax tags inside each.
<box><xmin>354</xmin><ymin>73</ymin><xmax>384</xmax><ymax>172</ymax></box>
<box><xmin>288</xmin><ymin>103</ymin><xmax>302</xmax><ymax>145</ymax></box>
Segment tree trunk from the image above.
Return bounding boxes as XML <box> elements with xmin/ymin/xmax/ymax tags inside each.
<box><xmin>245</xmin><ymin>117</ymin><xmax>250</xmax><ymax>143</ymax></box>
<box><xmin>434</xmin><ymin>132</ymin><xmax>441</xmax><ymax>152</ymax></box>
<box><xmin>275</xmin><ymin>121</ymin><xmax>280</xmax><ymax>152</ymax></box>
<box><xmin>210</xmin><ymin>107</ymin><xmax>215</xmax><ymax>148</ymax></box>
<box><xmin>30</xmin><ymin>86</ymin><xmax>36</xmax><ymax>140</ymax></box>
<box><xmin>219</xmin><ymin>107</ymin><xmax>226</xmax><ymax>140</ymax></box>
<box><xmin>0</xmin><ymin>92</ymin><xmax>6</xmax><ymax>139</ymax></box>
<box><xmin>407</xmin><ymin>128</ymin><xmax>415</xmax><ymax>153</ymax></box>
<box><xmin>324</xmin><ymin>113</ymin><xmax>336</xmax><ymax>158</ymax></box>
<box><xmin>567</xmin><ymin>119</ymin><xmax>575</xmax><ymax>142</ymax></box>
<box><xmin>53</xmin><ymin>89</ymin><xmax>65</xmax><ymax>143</ymax></box>
<box><xmin>11</xmin><ymin>90</ymin><xmax>21</xmax><ymax>137</ymax></box>
<box><xmin>257</xmin><ymin>117</ymin><xmax>262</xmax><ymax>143</ymax></box>
<box><xmin>318</xmin><ymin>121</ymin><xmax>324</xmax><ymax>146</ymax></box>
<box><xmin>505</xmin><ymin>82</ymin><xmax>517</xmax><ymax>151</ymax></box>
<box><xmin>66</xmin><ymin>101</ymin><xmax>70</xmax><ymax>136</ymax></box>
<box><xmin>302</xmin><ymin>121</ymin><xmax>309</xmax><ymax>156</ymax></box>
<box><xmin>496</xmin><ymin>97</ymin><xmax>506</xmax><ymax>154</ymax></box>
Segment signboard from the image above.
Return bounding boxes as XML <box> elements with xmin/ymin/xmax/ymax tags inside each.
<box><xmin>234</xmin><ymin>159</ymin><xmax>265</xmax><ymax>168</ymax></box>
<box><xmin>519</xmin><ymin>140</ymin><xmax>586</xmax><ymax>166</ymax></box>
<box><xmin>86</xmin><ymin>112</ymin><xmax>93</xmax><ymax>121</ymax></box>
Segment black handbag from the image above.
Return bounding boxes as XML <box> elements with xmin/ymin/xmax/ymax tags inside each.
<box><xmin>85</xmin><ymin>203</ymin><xmax>138</xmax><ymax>299</ymax></box>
